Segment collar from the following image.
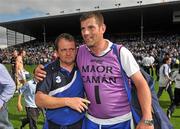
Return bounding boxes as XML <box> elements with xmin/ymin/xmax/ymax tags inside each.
<box><xmin>85</xmin><ymin>39</ymin><xmax>113</xmax><ymax>56</ymax></box>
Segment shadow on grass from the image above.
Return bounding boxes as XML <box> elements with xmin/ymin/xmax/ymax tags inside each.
<box><xmin>8</xmin><ymin>112</ymin><xmax>26</xmax><ymax>122</ymax></box>
<box><xmin>159</xmin><ymin>100</ymin><xmax>171</xmax><ymax>109</ymax></box>
<box><xmin>37</xmin><ymin>120</ymin><xmax>44</xmax><ymax>125</ymax></box>
<box><xmin>172</xmin><ymin>115</ymin><xmax>180</xmax><ymax>118</ymax></box>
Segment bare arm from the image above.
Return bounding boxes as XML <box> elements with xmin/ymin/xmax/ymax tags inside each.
<box><xmin>35</xmin><ymin>91</ymin><xmax>90</xmax><ymax>113</ymax></box>
<box><xmin>131</xmin><ymin>71</ymin><xmax>154</xmax><ymax>129</ymax></box>
<box><xmin>16</xmin><ymin>56</ymin><xmax>22</xmax><ymax>72</ymax></box>
<box><xmin>17</xmin><ymin>94</ymin><xmax>23</xmax><ymax>112</ymax></box>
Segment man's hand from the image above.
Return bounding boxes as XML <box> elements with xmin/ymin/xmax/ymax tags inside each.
<box><xmin>35</xmin><ymin>64</ymin><xmax>46</xmax><ymax>81</ymax></box>
<box><xmin>65</xmin><ymin>98</ymin><xmax>90</xmax><ymax>113</ymax></box>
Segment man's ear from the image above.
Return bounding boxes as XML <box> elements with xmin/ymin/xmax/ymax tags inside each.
<box><xmin>102</xmin><ymin>24</ymin><xmax>106</xmax><ymax>33</ymax></box>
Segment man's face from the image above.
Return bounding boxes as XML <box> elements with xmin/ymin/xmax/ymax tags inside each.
<box><xmin>80</xmin><ymin>17</ymin><xmax>105</xmax><ymax>48</ymax></box>
<box><xmin>168</xmin><ymin>58</ymin><xmax>172</xmax><ymax>65</ymax></box>
<box><xmin>57</xmin><ymin>38</ymin><xmax>76</xmax><ymax>65</ymax></box>
<box><xmin>22</xmin><ymin>51</ymin><xmax>26</xmax><ymax>57</ymax></box>
<box><xmin>13</xmin><ymin>50</ymin><xmax>18</xmax><ymax>57</ymax></box>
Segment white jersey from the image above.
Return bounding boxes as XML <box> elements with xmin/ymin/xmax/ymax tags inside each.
<box><xmin>142</xmin><ymin>56</ymin><xmax>151</xmax><ymax>67</ymax></box>
<box><xmin>159</xmin><ymin>64</ymin><xmax>171</xmax><ymax>87</ymax></box>
<box><xmin>149</xmin><ymin>56</ymin><xmax>155</xmax><ymax>66</ymax></box>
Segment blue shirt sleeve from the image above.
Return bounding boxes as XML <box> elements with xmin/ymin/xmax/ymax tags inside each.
<box><xmin>0</xmin><ymin>64</ymin><xmax>16</xmax><ymax>108</ymax></box>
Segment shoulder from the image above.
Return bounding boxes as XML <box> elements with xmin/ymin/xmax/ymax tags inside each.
<box><xmin>0</xmin><ymin>63</ymin><xmax>6</xmax><ymax>69</ymax></box>
<box><xmin>44</xmin><ymin>59</ymin><xmax>59</xmax><ymax>73</ymax></box>
<box><xmin>16</xmin><ymin>56</ymin><xmax>21</xmax><ymax>60</ymax></box>
<box><xmin>0</xmin><ymin>64</ymin><xmax>9</xmax><ymax>74</ymax></box>
<box><xmin>78</xmin><ymin>44</ymin><xmax>86</xmax><ymax>49</ymax></box>
<box><xmin>77</xmin><ymin>45</ymin><xmax>87</xmax><ymax>59</ymax></box>
<box><xmin>120</xmin><ymin>46</ymin><xmax>134</xmax><ymax>60</ymax></box>
<box><xmin>77</xmin><ymin>45</ymin><xmax>86</xmax><ymax>52</ymax></box>
<box><xmin>118</xmin><ymin>46</ymin><xmax>140</xmax><ymax>77</ymax></box>
<box><xmin>120</xmin><ymin>46</ymin><xmax>131</xmax><ymax>54</ymax></box>
<box><xmin>164</xmin><ymin>64</ymin><xmax>169</xmax><ymax>68</ymax></box>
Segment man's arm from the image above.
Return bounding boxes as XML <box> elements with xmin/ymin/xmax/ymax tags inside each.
<box><xmin>17</xmin><ymin>83</ymin><xmax>28</xmax><ymax>112</ymax></box>
<box><xmin>35</xmin><ymin>91</ymin><xmax>90</xmax><ymax>113</ymax></box>
<box><xmin>17</xmin><ymin>94</ymin><xmax>23</xmax><ymax>112</ymax></box>
<box><xmin>0</xmin><ymin>64</ymin><xmax>16</xmax><ymax>108</ymax></box>
<box><xmin>120</xmin><ymin>47</ymin><xmax>153</xmax><ymax>129</ymax></box>
<box><xmin>131</xmin><ymin>71</ymin><xmax>153</xmax><ymax>129</ymax></box>
<box><xmin>15</xmin><ymin>56</ymin><xmax>21</xmax><ymax>72</ymax></box>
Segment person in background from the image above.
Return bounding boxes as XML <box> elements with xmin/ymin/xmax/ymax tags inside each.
<box><xmin>157</xmin><ymin>57</ymin><xmax>174</xmax><ymax>102</ymax></box>
<box><xmin>51</xmin><ymin>51</ymin><xmax>58</xmax><ymax>61</ymax></box>
<box><xmin>142</xmin><ymin>54</ymin><xmax>151</xmax><ymax>74</ymax></box>
<box><xmin>167</xmin><ymin>64</ymin><xmax>180</xmax><ymax>119</ymax></box>
<box><xmin>17</xmin><ymin>71</ymin><xmax>40</xmax><ymax>129</ymax></box>
<box><xmin>0</xmin><ymin>63</ymin><xmax>16</xmax><ymax>129</ymax></box>
<box><xmin>11</xmin><ymin>50</ymin><xmax>18</xmax><ymax>91</ymax></box>
<box><xmin>16</xmin><ymin>49</ymin><xmax>29</xmax><ymax>88</ymax></box>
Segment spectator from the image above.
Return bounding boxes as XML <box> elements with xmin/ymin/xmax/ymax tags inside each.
<box><xmin>157</xmin><ymin>57</ymin><xmax>174</xmax><ymax>102</ymax></box>
<box><xmin>167</xmin><ymin>64</ymin><xmax>180</xmax><ymax>119</ymax></box>
<box><xmin>0</xmin><ymin>63</ymin><xmax>16</xmax><ymax>129</ymax></box>
<box><xmin>17</xmin><ymin>72</ymin><xmax>40</xmax><ymax>129</ymax></box>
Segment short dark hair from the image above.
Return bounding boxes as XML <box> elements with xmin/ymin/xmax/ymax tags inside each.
<box><xmin>80</xmin><ymin>11</ymin><xmax>104</xmax><ymax>25</ymax></box>
<box><xmin>18</xmin><ymin>49</ymin><xmax>25</xmax><ymax>56</ymax></box>
<box><xmin>163</xmin><ymin>57</ymin><xmax>171</xmax><ymax>64</ymax></box>
<box><xmin>55</xmin><ymin>33</ymin><xmax>76</xmax><ymax>51</ymax></box>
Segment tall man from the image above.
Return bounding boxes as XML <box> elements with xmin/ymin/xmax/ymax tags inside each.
<box><xmin>35</xmin><ymin>12</ymin><xmax>153</xmax><ymax>129</ymax></box>
<box><xmin>0</xmin><ymin>63</ymin><xmax>16</xmax><ymax>129</ymax></box>
<box><xmin>35</xmin><ymin>33</ymin><xmax>90</xmax><ymax>129</ymax></box>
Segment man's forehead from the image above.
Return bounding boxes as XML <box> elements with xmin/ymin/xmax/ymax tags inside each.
<box><xmin>81</xmin><ymin>17</ymin><xmax>97</xmax><ymax>23</ymax></box>
<box><xmin>58</xmin><ymin>41</ymin><xmax>75</xmax><ymax>47</ymax></box>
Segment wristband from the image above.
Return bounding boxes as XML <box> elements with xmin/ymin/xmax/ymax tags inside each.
<box><xmin>143</xmin><ymin>119</ymin><xmax>154</xmax><ymax>126</ymax></box>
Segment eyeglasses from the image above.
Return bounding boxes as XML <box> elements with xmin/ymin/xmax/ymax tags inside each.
<box><xmin>59</xmin><ymin>48</ymin><xmax>75</xmax><ymax>53</ymax></box>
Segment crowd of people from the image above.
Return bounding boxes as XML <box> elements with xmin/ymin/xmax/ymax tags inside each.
<box><xmin>0</xmin><ymin>33</ymin><xmax>179</xmax><ymax>68</ymax></box>
<box><xmin>0</xmin><ymin>41</ymin><xmax>55</xmax><ymax>65</ymax></box>
<box><xmin>0</xmin><ymin>11</ymin><xmax>179</xmax><ymax>129</ymax></box>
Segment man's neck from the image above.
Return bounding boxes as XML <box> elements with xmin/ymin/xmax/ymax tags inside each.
<box><xmin>90</xmin><ymin>39</ymin><xmax>108</xmax><ymax>56</ymax></box>
<box><xmin>60</xmin><ymin>63</ymin><xmax>74</xmax><ymax>72</ymax></box>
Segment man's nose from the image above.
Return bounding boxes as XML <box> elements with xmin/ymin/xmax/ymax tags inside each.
<box><xmin>83</xmin><ymin>29</ymin><xmax>90</xmax><ymax>35</ymax></box>
<box><xmin>66</xmin><ymin>50</ymin><xmax>71</xmax><ymax>55</ymax></box>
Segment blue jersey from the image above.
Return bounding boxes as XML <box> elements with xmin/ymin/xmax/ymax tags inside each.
<box><xmin>37</xmin><ymin>59</ymin><xmax>85</xmax><ymax>126</ymax></box>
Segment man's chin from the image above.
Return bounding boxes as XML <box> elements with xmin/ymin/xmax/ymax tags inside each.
<box><xmin>65</xmin><ymin>61</ymin><xmax>75</xmax><ymax>66</ymax></box>
<box><xmin>86</xmin><ymin>42</ymin><xmax>94</xmax><ymax>48</ymax></box>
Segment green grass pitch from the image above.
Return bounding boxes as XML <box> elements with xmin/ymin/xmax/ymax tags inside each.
<box><xmin>5</xmin><ymin>65</ymin><xmax>180</xmax><ymax>129</ymax></box>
